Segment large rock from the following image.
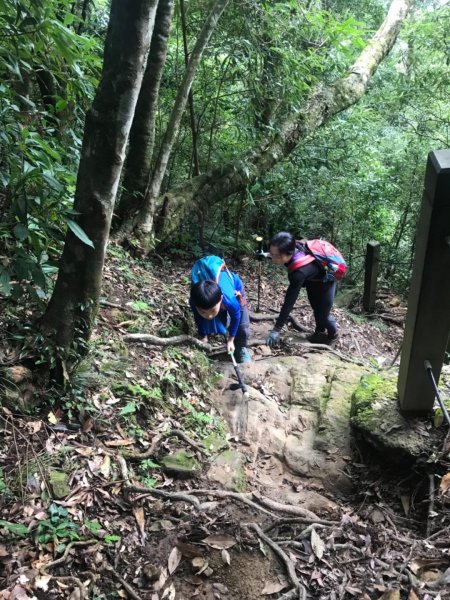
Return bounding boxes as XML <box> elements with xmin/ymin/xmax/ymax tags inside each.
<box><xmin>350</xmin><ymin>373</ymin><xmax>443</xmax><ymax>461</ymax></box>
<box><xmin>212</xmin><ymin>355</ymin><xmax>366</xmax><ymax>494</ymax></box>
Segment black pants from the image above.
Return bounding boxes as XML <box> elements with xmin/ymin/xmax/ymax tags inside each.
<box><xmin>305</xmin><ymin>280</ymin><xmax>337</xmax><ymax>336</ymax></box>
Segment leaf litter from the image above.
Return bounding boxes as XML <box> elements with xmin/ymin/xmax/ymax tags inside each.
<box><xmin>0</xmin><ymin>248</ymin><xmax>450</xmax><ymax>599</ymax></box>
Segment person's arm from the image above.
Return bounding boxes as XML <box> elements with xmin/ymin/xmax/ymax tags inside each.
<box><xmin>226</xmin><ymin>296</ymin><xmax>241</xmax><ymax>338</ymax></box>
<box><xmin>274</xmin><ymin>268</ymin><xmax>307</xmax><ymax>331</ymax></box>
<box><xmin>189</xmin><ymin>298</ymin><xmax>208</xmax><ymax>338</ymax></box>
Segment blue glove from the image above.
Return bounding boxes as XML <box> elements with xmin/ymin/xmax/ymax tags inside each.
<box><xmin>266</xmin><ymin>329</ymin><xmax>280</xmax><ymax>347</ymax></box>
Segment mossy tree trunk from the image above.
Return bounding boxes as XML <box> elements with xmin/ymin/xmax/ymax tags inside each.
<box><xmin>151</xmin><ymin>0</ymin><xmax>412</xmax><ymax>242</ymax></box>
<box><xmin>41</xmin><ymin>0</ymin><xmax>158</xmax><ymax>373</ymax></box>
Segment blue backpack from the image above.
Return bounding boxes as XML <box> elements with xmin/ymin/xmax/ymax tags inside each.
<box><xmin>191</xmin><ymin>256</ymin><xmax>236</xmax><ymax>301</ymax></box>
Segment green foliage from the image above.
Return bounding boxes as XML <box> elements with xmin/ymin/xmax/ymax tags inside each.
<box><xmin>35</xmin><ymin>503</ymin><xmax>79</xmax><ymax>551</ymax></box>
<box><xmin>0</xmin><ymin>519</ymin><xmax>29</xmax><ymax>537</ymax></box>
<box><xmin>0</xmin><ymin>0</ymin><xmax>102</xmax><ymax>303</ymax></box>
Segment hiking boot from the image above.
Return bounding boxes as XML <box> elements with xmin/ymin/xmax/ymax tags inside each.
<box><xmin>235</xmin><ymin>347</ymin><xmax>251</xmax><ymax>363</ymax></box>
<box><xmin>327</xmin><ymin>331</ymin><xmax>339</xmax><ymax>343</ymax></box>
<box><xmin>306</xmin><ymin>331</ymin><xmax>329</xmax><ymax>344</ymax></box>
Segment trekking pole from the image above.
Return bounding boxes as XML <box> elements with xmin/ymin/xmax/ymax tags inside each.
<box><xmin>424</xmin><ymin>360</ymin><xmax>450</xmax><ymax>428</ymax></box>
<box><xmin>229</xmin><ymin>351</ymin><xmax>249</xmax><ymax>438</ymax></box>
<box><xmin>229</xmin><ymin>351</ymin><xmax>247</xmax><ymax>394</ymax></box>
<box><xmin>255</xmin><ymin>236</ymin><xmax>263</xmax><ymax>312</ymax></box>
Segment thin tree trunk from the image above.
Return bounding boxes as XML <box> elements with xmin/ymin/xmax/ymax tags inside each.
<box><xmin>180</xmin><ymin>0</ymin><xmax>200</xmax><ymax>177</ymax></box>
<box><xmin>133</xmin><ymin>0</ymin><xmax>230</xmax><ymax>240</ymax></box>
<box><xmin>114</xmin><ymin>0</ymin><xmax>174</xmax><ymax>230</ymax></box>
<box><xmin>152</xmin><ymin>0</ymin><xmax>412</xmax><ymax>242</ymax></box>
<box><xmin>41</xmin><ymin>0</ymin><xmax>158</xmax><ymax>374</ymax></box>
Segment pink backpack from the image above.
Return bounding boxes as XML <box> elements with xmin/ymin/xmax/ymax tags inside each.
<box><xmin>288</xmin><ymin>239</ymin><xmax>347</xmax><ymax>282</ymax></box>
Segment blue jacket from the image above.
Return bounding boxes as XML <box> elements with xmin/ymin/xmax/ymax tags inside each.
<box><xmin>191</xmin><ymin>270</ymin><xmax>244</xmax><ymax>338</ymax></box>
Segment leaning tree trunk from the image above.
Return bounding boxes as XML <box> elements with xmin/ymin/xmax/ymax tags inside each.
<box><xmin>152</xmin><ymin>0</ymin><xmax>412</xmax><ymax>242</ymax></box>
<box><xmin>114</xmin><ymin>0</ymin><xmax>174</xmax><ymax>231</ymax></box>
<box><xmin>133</xmin><ymin>0</ymin><xmax>230</xmax><ymax>242</ymax></box>
<box><xmin>41</xmin><ymin>0</ymin><xmax>158</xmax><ymax>374</ymax></box>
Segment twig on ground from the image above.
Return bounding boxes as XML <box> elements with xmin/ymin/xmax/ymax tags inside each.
<box><xmin>189</xmin><ymin>489</ymin><xmax>278</xmax><ymax>518</ymax></box>
<box><xmin>264</xmin><ymin>518</ymin><xmax>335</xmax><ymax>533</ymax></box>
<box><xmin>106</xmin><ymin>563</ymin><xmax>143</xmax><ymax>600</ymax></box>
<box><xmin>426</xmin><ymin>473</ymin><xmax>436</xmax><ymax>538</ymax></box>
<box><xmin>390</xmin><ymin>342</ymin><xmax>402</xmax><ymax>367</ymax></box>
<box><xmin>39</xmin><ymin>540</ymin><xmax>98</xmax><ymax>600</ymax></box>
<box><xmin>123</xmin><ymin>428</ymin><xmax>208</xmax><ymax>459</ymax></box>
<box><xmin>41</xmin><ymin>540</ymin><xmax>98</xmax><ymax>572</ymax></box>
<box><xmin>249</xmin><ymin>523</ymin><xmax>307</xmax><ymax>600</ymax></box>
<box><xmin>350</xmin><ymin>331</ymin><xmax>363</xmax><ymax>359</ymax></box>
<box><xmin>116</xmin><ymin>455</ymin><xmax>203</xmax><ymax>509</ymax></box>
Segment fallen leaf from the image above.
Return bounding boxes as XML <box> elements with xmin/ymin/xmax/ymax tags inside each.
<box><xmin>370</xmin><ymin>508</ymin><xmax>385</xmax><ymax>523</ymax></box>
<box><xmin>104</xmin><ymin>439</ymin><xmax>134</xmax><ymax>447</ymax></box>
<box><xmin>261</xmin><ymin>578</ymin><xmax>289</xmax><ymax>595</ymax></box>
<box><xmin>34</xmin><ymin>575</ymin><xmax>52</xmax><ymax>591</ymax></box>
<box><xmin>168</xmin><ymin>546</ymin><xmax>182</xmax><ymax>575</ymax></box>
<box><xmin>202</xmin><ymin>533</ymin><xmax>237</xmax><ymax>550</ymax></box>
<box><xmin>221</xmin><ymin>549</ymin><xmax>231</xmax><ymax>565</ymax></box>
<box><xmin>400</xmin><ymin>495</ymin><xmax>410</xmax><ymax>516</ymax></box>
<box><xmin>311</xmin><ymin>528</ymin><xmax>325</xmax><ymax>560</ymax></box>
<box><xmin>99</xmin><ymin>455</ymin><xmax>111</xmax><ymax>478</ymax></box>
<box><xmin>407</xmin><ymin>590</ymin><xmax>420</xmax><ymax>600</ymax></box>
<box><xmin>191</xmin><ymin>557</ymin><xmax>209</xmax><ymax>575</ymax></box>
<box><xmin>176</xmin><ymin>542</ymin><xmax>202</xmax><ymax>558</ymax></box>
<box><xmin>133</xmin><ymin>506</ymin><xmax>146</xmax><ymax>544</ymax></box>
<box><xmin>439</xmin><ymin>473</ymin><xmax>450</xmax><ymax>495</ymax></box>
<box><xmin>377</xmin><ymin>591</ymin><xmax>400</xmax><ymax>600</ymax></box>
<box><xmin>47</xmin><ymin>411</ymin><xmax>58</xmax><ymax>425</ymax></box>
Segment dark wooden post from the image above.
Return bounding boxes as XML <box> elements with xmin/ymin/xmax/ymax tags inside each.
<box><xmin>398</xmin><ymin>149</ymin><xmax>450</xmax><ymax>411</ymax></box>
<box><xmin>363</xmin><ymin>241</ymin><xmax>380</xmax><ymax>312</ymax></box>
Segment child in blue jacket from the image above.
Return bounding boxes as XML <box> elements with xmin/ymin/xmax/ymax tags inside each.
<box><xmin>190</xmin><ymin>268</ymin><xmax>251</xmax><ymax>363</ymax></box>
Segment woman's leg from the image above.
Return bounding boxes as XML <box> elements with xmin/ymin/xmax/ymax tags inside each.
<box><xmin>306</xmin><ymin>280</ymin><xmax>337</xmax><ymax>336</ymax></box>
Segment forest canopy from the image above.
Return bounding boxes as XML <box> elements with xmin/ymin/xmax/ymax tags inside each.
<box><xmin>0</xmin><ymin>0</ymin><xmax>448</xmax><ymax>309</ymax></box>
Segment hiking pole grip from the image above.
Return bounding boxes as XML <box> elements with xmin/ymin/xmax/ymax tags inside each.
<box><xmin>229</xmin><ymin>352</ymin><xmax>247</xmax><ymax>393</ymax></box>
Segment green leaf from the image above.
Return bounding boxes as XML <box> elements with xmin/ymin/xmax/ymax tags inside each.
<box><xmin>104</xmin><ymin>534</ymin><xmax>121</xmax><ymax>544</ymax></box>
<box><xmin>67</xmin><ymin>220</ymin><xmax>94</xmax><ymax>248</ymax></box>
<box><xmin>13</xmin><ymin>223</ymin><xmax>29</xmax><ymax>241</ymax></box>
<box><xmin>0</xmin><ymin>520</ymin><xmax>29</xmax><ymax>537</ymax></box>
<box><xmin>84</xmin><ymin>519</ymin><xmax>102</xmax><ymax>533</ymax></box>
<box><xmin>0</xmin><ymin>270</ymin><xmax>11</xmax><ymax>296</ymax></box>
<box><xmin>119</xmin><ymin>402</ymin><xmax>136</xmax><ymax>415</ymax></box>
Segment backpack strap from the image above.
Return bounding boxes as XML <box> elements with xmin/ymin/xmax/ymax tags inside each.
<box><xmin>287</xmin><ymin>243</ymin><xmax>316</xmax><ymax>273</ymax></box>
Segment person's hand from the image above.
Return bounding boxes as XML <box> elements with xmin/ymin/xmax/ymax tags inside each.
<box><xmin>227</xmin><ymin>338</ymin><xmax>235</xmax><ymax>354</ymax></box>
<box><xmin>266</xmin><ymin>329</ymin><xmax>280</xmax><ymax>347</ymax></box>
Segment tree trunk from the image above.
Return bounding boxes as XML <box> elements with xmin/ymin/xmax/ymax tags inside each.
<box><xmin>41</xmin><ymin>0</ymin><xmax>158</xmax><ymax>372</ymax></box>
<box><xmin>133</xmin><ymin>0</ymin><xmax>230</xmax><ymax>241</ymax></box>
<box><xmin>153</xmin><ymin>0</ymin><xmax>412</xmax><ymax>241</ymax></box>
<box><xmin>180</xmin><ymin>0</ymin><xmax>200</xmax><ymax>177</ymax></box>
<box><xmin>114</xmin><ymin>0</ymin><xmax>174</xmax><ymax>230</ymax></box>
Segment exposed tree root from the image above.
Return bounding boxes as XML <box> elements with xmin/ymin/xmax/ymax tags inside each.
<box><xmin>122</xmin><ymin>428</ymin><xmax>208</xmax><ymax>459</ymax></box>
<box><xmin>39</xmin><ymin>540</ymin><xmax>99</xmax><ymax>600</ymax></box>
<box><xmin>253</xmin><ymin>492</ymin><xmax>325</xmax><ymax>521</ymax></box>
<box><xmin>123</xmin><ymin>332</ymin><xmax>212</xmax><ymax>351</ymax></box>
<box><xmin>249</xmin><ymin>523</ymin><xmax>307</xmax><ymax>600</ymax></box>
